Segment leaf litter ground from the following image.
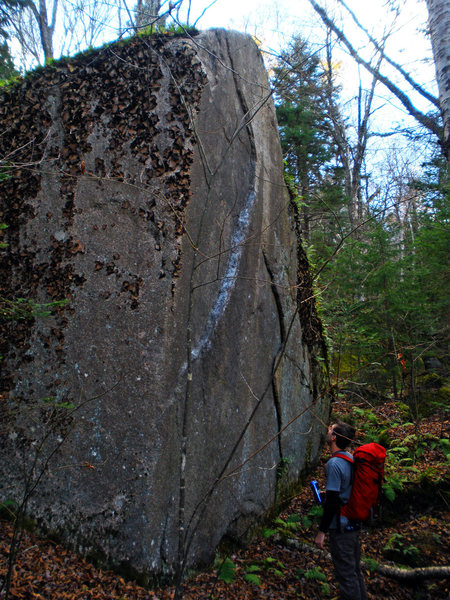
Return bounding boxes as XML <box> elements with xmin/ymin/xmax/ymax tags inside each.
<box><xmin>1</xmin><ymin>400</ymin><xmax>448</xmax><ymax>599</ymax></box>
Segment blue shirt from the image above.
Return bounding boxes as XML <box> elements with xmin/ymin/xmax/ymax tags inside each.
<box><xmin>325</xmin><ymin>452</ymin><xmax>353</xmax><ymax>529</ymax></box>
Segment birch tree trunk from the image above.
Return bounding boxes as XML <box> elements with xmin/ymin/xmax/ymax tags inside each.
<box><xmin>27</xmin><ymin>0</ymin><xmax>58</xmax><ymax>61</ymax></box>
<box><xmin>426</xmin><ymin>0</ymin><xmax>450</xmax><ymax>162</ymax></box>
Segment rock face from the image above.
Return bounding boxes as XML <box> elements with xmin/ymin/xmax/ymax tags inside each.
<box><xmin>0</xmin><ymin>30</ymin><xmax>329</xmax><ymax>580</ymax></box>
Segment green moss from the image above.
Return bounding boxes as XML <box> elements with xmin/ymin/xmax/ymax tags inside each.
<box><xmin>0</xmin><ymin>74</ymin><xmax>23</xmax><ymax>89</ymax></box>
<box><xmin>437</xmin><ymin>386</ymin><xmax>450</xmax><ymax>401</ymax></box>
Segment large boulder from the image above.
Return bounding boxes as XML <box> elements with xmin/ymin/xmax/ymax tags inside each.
<box><xmin>0</xmin><ymin>29</ymin><xmax>329</xmax><ymax>581</ymax></box>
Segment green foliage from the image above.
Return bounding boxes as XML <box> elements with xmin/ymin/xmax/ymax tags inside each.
<box><xmin>0</xmin><ymin>498</ymin><xmax>18</xmax><ymax>519</ymax></box>
<box><xmin>263</xmin><ymin>511</ymin><xmax>308</xmax><ymax>541</ymax></box>
<box><xmin>376</xmin><ymin>429</ymin><xmax>391</xmax><ymax>448</ymax></box>
<box><xmin>363</xmin><ymin>557</ymin><xmax>380</xmax><ymax>573</ymax></box>
<box><xmin>272</xmin><ymin>35</ymin><xmax>345</xmax><ymax>243</ymax></box>
<box><xmin>0</xmin><ymin>222</ymin><xmax>7</xmax><ymax>249</ymax></box>
<box><xmin>440</xmin><ymin>438</ymin><xmax>450</xmax><ymax>462</ymax></box>
<box><xmin>135</xmin><ymin>21</ymin><xmax>198</xmax><ymax>38</ymax></box>
<box><xmin>262</xmin><ymin>556</ymin><xmax>285</xmax><ymax>578</ymax></box>
<box><xmin>285</xmin><ymin>513</ymin><xmax>301</xmax><ymax>524</ymax></box>
<box><xmin>297</xmin><ymin>567</ymin><xmax>330</xmax><ymax>596</ymax></box>
<box><xmin>0</xmin><ymin>297</ymin><xmax>69</xmax><ymax>321</ymax></box>
<box><xmin>301</xmin><ymin>504</ymin><xmax>323</xmax><ymax>529</ymax></box>
<box><xmin>348</xmin><ymin>404</ymin><xmax>449</xmax><ymax>502</ymax></box>
<box><xmin>351</xmin><ymin>407</ymin><xmax>379</xmax><ymax>426</ymax></box>
<box><xmin>263</xmin><ymin>513</ymin><xmax>303</xmax><ymax>540</ymax></box>
<box><xmin>320</xmin><ymin>582</ymin><xmax>331</xmax><ymax>596</ymax></box>
<box><xmin>383</xmin><ymin>534</ymin><xmax>420</xmax><ymax>566</ymax></box>
<box><xmin>281</xmin><ymin>135</ymin><xmax>450</xmax><ymax>405</ymax></box>
<box><xmin>383</xmin><ymin>473</ymin><xmax>406</xmax><ymax>502</ymax></box>
<box><xmin>390</xmin><ymin>431</ymin><xmax>448</xmax><ymax>463</ymax></box>
<box><xmin>0</xmin><ymin>1</ymin><xmax>26</xmax><ymax>79</ymax></box>
<box><xmin>243</xmin><ymin>572</ymin><xmax>261</xmax><ymax>586</ymax></box>
<box><xmin>0</xmin><ymin>41</ymin><xmax>17</xmax><ymax>79</ymax></box>
<box><xmin>218</xmin><ymin>555</ymin><xmax>287</xmax><ymax>589</ymax></box>
<box><xmin>0</xmin><ymin>162</ymin><xmax>12</xmax><ymax>181</ymax></box>
<box><xmin>158</xmin><ymin>22</ymin><xmax>199</xmax><ymax>36</ymax></box>
<box><xmin>304</xmin><ymin>566</ymin><xmax>326</xmax><ymax>582</ymax></box>
<box><xmin>270</xmin><ymin>568</ymin><xmax>285</xmax><ymax>578</ymax></box>
<box><xmin>245</xmin><ymin>564</ymin><xmax>260</xmax><ymax>573</ymax></box>
<box><xmin>263</xmin><ymin>528</ymin><xmax>278</xmax><ymax>538</ymax></box>
<box><xmin>42</xmin><ymin>397</ymin><xmax>75</xmax><ymax>410</ymax></box>
<box><xmin>216</xmin><ymin>557</ymin><xmax>236</xmax><ymax>584</ymax></box>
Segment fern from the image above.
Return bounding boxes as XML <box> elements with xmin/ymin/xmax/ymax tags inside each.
<box><xmin>383</xmin><ymin>484</ymin><xmax>396</xmax><ymax>502</ymax></box>
<box><xmin>440</xmin><ymin>438</ymin><xmax>450</xmax><ymax>458</ymax></box>
<box><xmin>272</xmin><ymin>569</ymin><xmax>284</xmax><ymax>577</ymax></box>
<box><xmin>286</xmin><ymin>513</ymin><xmax>301</xmax><ymax>523</ymax></box>
<box><xmin>244</xmin><ymin>573</ymin><xmax>261</xmax><ymax>586</ymax></box>
<box><xmin>304</xmin><ymin>566</ymin><xmax>327</xmax><ymax>582</ymax></box>
<box><xmin>363</xmin><ymin>557</ymin><xmax>380</xmax><ymax>573</ymax></box>
<box><xmin>320</xmin><ymin>581</ymin><xmax>331</xmax><ymax>595</ymax></box>
<box><xmin>263</xmin><ymin>528</ymin><xmax>277</xmax><ymax>538</ymax></box>
<box><xmin>245</xmin><ymin>564</ymin><xmax>260</xmax><ymax>573</ymax></box>
<box><xmin>217</xmin><ymin>557</ymin><xmax>236</xmax><ymax>584</ymax></box>
<box><xmin>302</xmin><ymin>504</ymin><xmax>323</xmax><ymax>528</ymax></box>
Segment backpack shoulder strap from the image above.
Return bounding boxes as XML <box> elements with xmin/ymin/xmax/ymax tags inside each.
<box><xmin>332</xmin><ymin>451</ymin><xmax>354</xmax><ymax>464</ymax></box>
<box><xmin>331</xmin><ymin>452</ymin><xmax>355</xmax><ymax>530</ymax></box>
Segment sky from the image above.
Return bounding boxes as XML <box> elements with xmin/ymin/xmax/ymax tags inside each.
<box><xmin>12</xmin><ymin>0</ymin><xmax>436</xmax><ymax>114</ymax></box>
<box><xmin>178</xmin><ymin>0</ymin><xmax>438</xmax><ymax>171</ymax></box>
<box><xmin>178</xmin><ymin>1</ymin><xmax>436</xmax><ymax>110</ymax></box>
<box><xmin>180</xmin><ymin>0</ymin><xmax>433</xmax><ymax>67</ymax></box>
<box><xmin>8</xmin><ymin>0</ymin><xmax>439</xmax><ymax>173</ymax></box>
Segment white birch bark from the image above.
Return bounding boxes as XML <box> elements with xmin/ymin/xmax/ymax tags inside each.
<box><xmin>426</xmin><ymin>0</ymin><xmax>450</xmax><ymax>161</ymax></box>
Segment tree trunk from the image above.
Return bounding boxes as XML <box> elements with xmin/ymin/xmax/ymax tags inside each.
<box><xmin>26</xmin><ymin>0</ymin><xmax>57</xmax><ymax>61</ymax></box>
<box><xmin>425</xmin><ymin>0</ymin><xmax>450</xmax><ymax>162</ymax></box>
<box><xmin>136</xmin><ymin>0</ymin><xmax>165</xmax><ymax>29</ymax></box>
<box><xmin>278</xmin><ymin>536</ymin><xmax>450</xmax><ymax>581</ymax></box>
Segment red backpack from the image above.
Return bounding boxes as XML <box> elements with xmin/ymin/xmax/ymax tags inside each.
<box><xmin>334</xmin><ymin>442</ymin><xmax>386</xmax><ymax>522</ymax></box>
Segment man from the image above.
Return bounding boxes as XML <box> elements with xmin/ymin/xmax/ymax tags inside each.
<box><xmin>314</xmin><ymin>422</ymin><xmax>367</xmax><ymax>600</ymax></box>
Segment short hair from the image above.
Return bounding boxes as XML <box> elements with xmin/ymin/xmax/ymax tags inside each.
<box><xmin>333</xmin><ymin>422</ymin><xmax>356</xmax><ymax>450</ymax></box>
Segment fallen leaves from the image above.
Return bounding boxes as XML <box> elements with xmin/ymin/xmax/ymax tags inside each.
<box><xmin>1</xmin><ymin>401</ymin><xmax>448</xmax><ymax>599</ymax></box>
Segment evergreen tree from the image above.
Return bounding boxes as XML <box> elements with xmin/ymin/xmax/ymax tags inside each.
<box><xmin>0</xmin><ymin>41</ymin><xmax>17</xmax><ymax>79</ymax></box>
<box><xmin>318</xmin><ymin>151</ymin><xmax>448</xmax><ymax>406</ymax></box>
<box><xmin>273</xmin><ymin>35</ymin><xmax>448</xmax><ymax>410</ymax></box>
<box><xmin>272</xmin><ymin>36</ymin><xmax>345</xmax><ymax>242</ymax></box>
<box><xmin>0</xmin><ymin>0</ymin><xmax>24</xmax><ymax>78</ymax></box>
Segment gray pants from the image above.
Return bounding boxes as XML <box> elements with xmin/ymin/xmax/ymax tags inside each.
<box><xmin>329</xmin><ymin>529</ymin><xmax>367</xmax><ymax>600</ymax></box>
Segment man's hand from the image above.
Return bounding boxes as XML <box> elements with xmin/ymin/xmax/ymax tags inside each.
<box><xmin>314</xmin><ymin>531</ymin><xmax>326</xmax><ymax>549</ymax></box>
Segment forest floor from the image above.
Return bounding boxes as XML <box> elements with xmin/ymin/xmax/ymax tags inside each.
<box><xmin>1</xmin><ymin>399</ymin><xmax>449</xmax><ymax>600</ymax></box>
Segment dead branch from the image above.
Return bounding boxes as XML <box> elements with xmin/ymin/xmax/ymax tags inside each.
<box><xmin>276</xmin><ymin>535</ymin><xmax>450</xmax><ymax>581</ymax></box>
<box><xmin>373</xmin><ymin>563</ymin><xmax>450</xmax><ymax>581</ymax></box>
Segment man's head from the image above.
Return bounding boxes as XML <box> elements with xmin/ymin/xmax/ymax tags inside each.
<box><xmin>327</xmin><ymin>422</ymin><xmax>356</xmax><ymax>450</ymax></box>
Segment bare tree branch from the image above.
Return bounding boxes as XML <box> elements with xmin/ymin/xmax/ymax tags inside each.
<box><xmin>337</xmin><ymin>0</ymin><xmax>440</xmax><ymax>109</ymax></box>
<box><xmin>308</xmin><ymin>0</ymin><xmax>443</xmax><ymax>144</ymax></box>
